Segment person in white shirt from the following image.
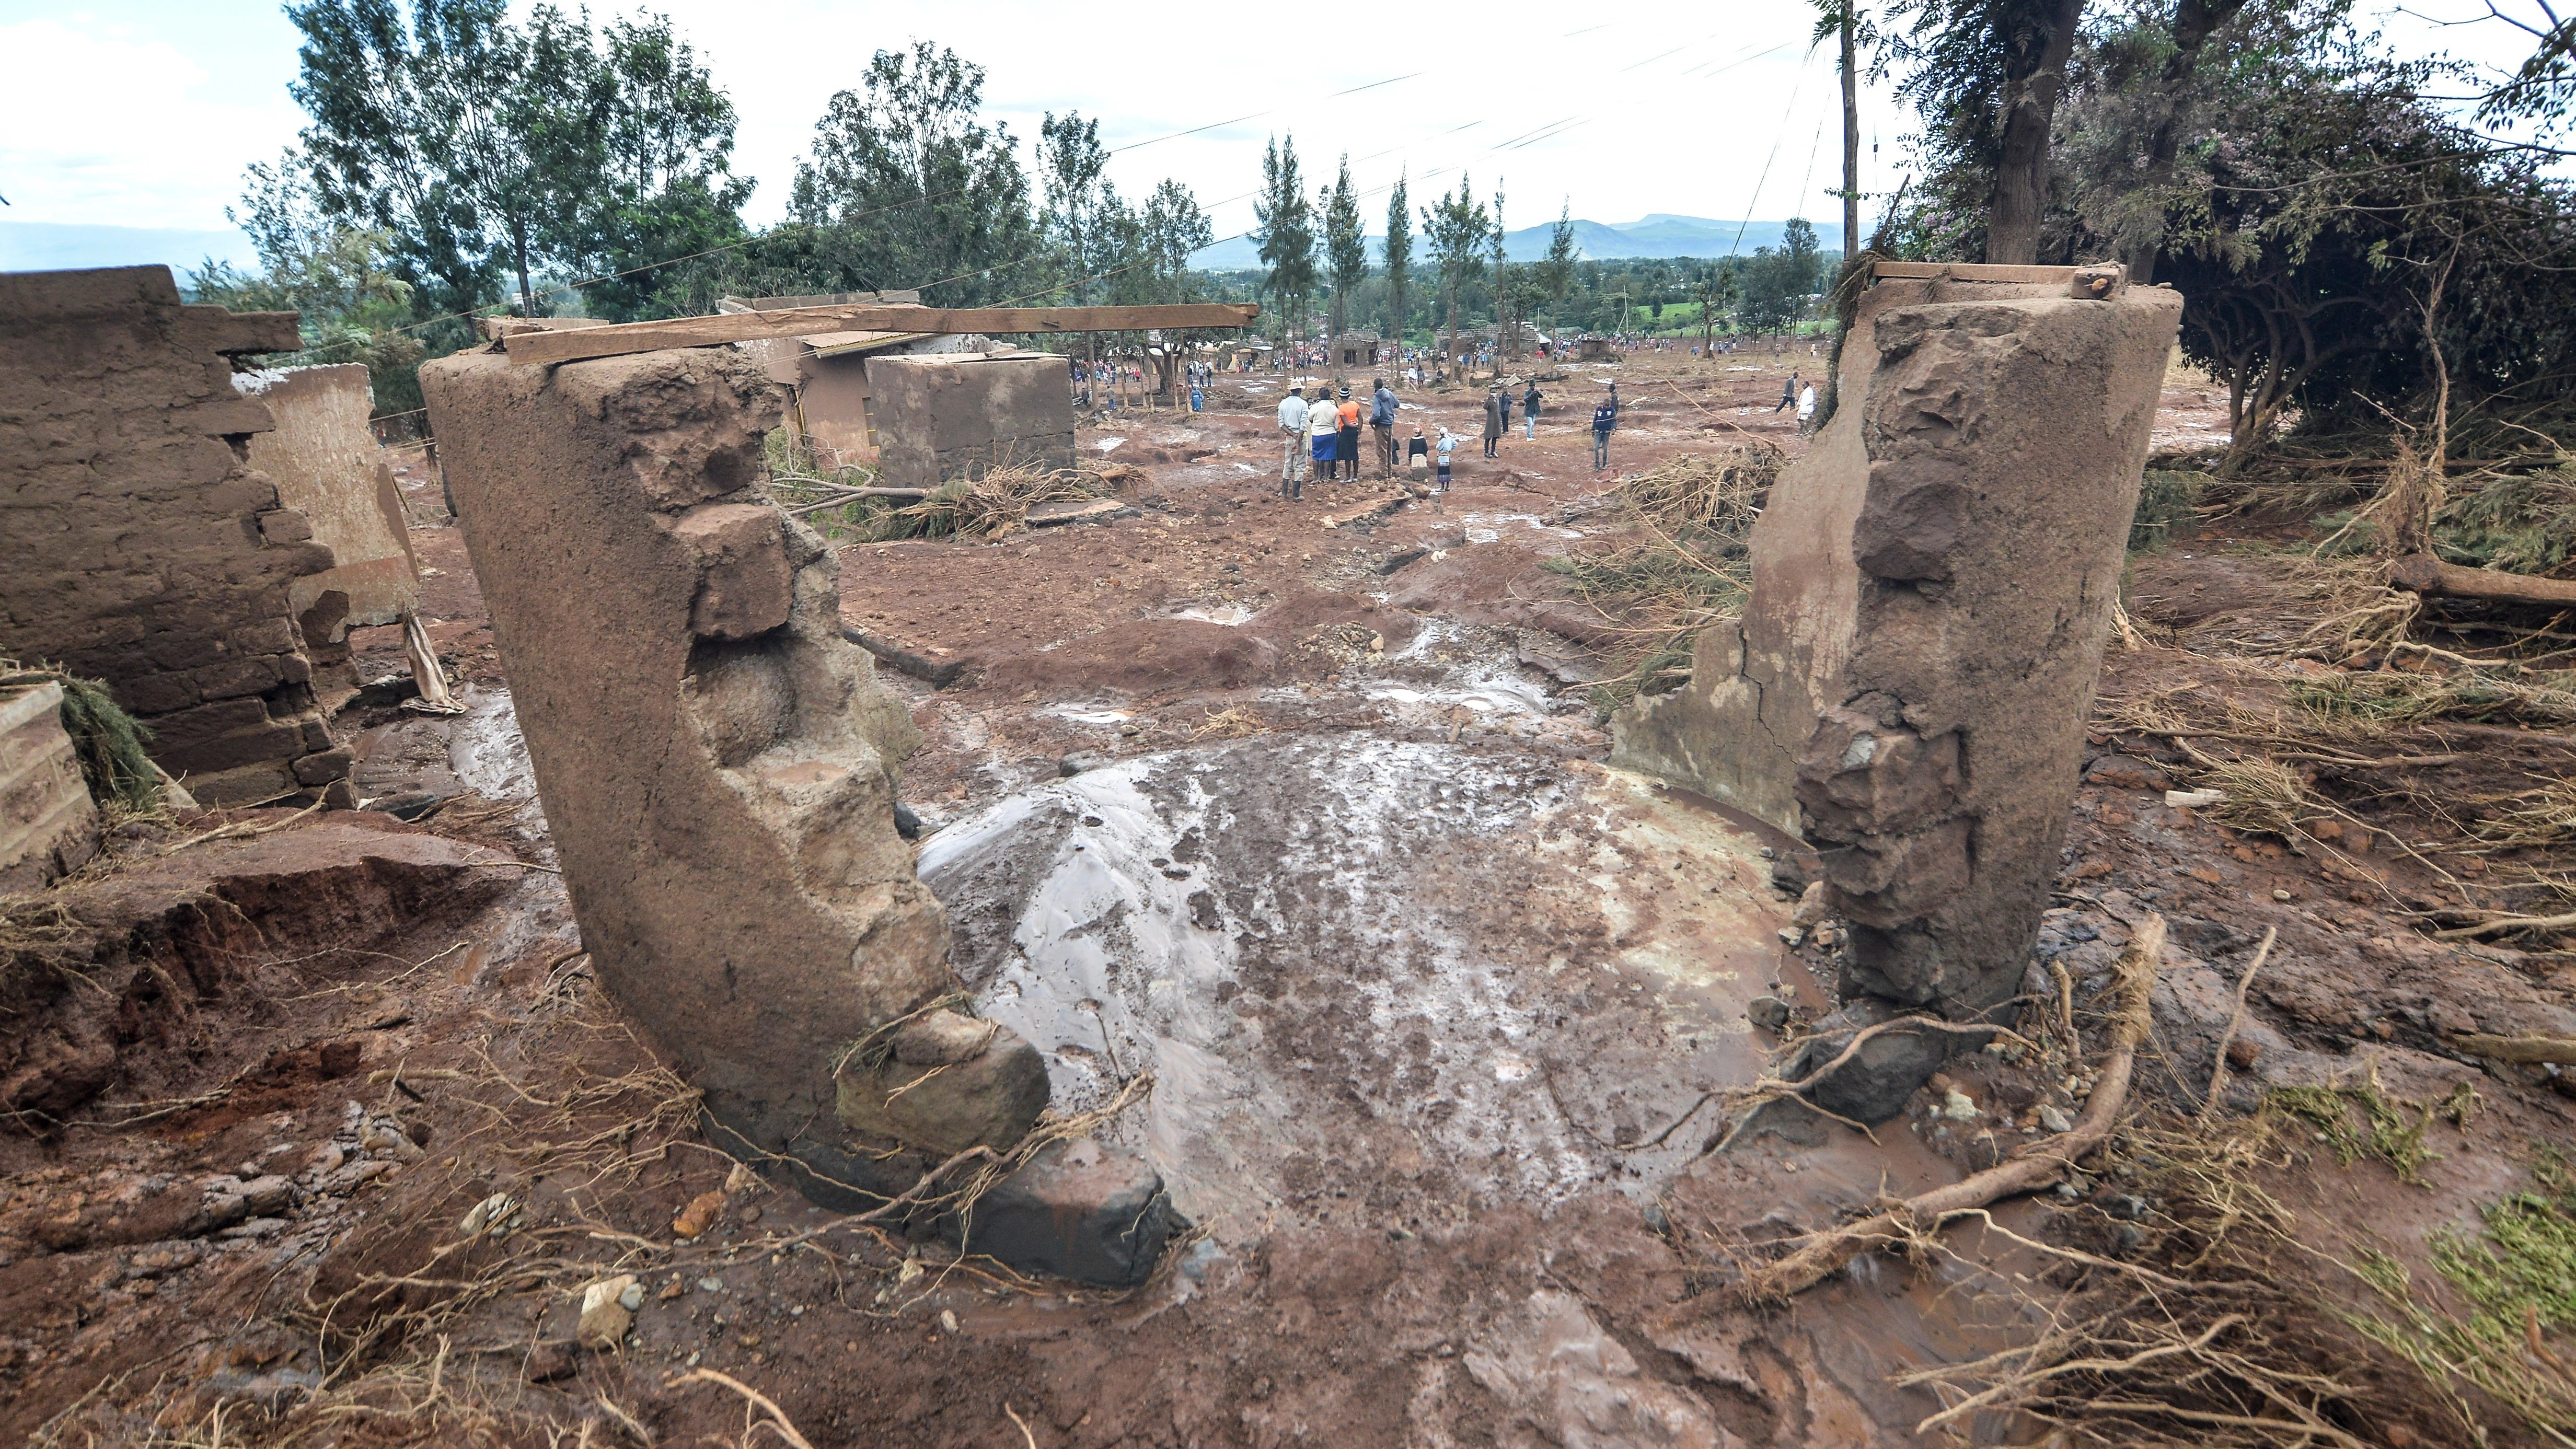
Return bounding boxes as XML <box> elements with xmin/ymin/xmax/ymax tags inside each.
<box><xmin>1277</xmin><ymin>384</ymin><xmax>1310</xmax><ymax>498</ymax></box>
<box><xmin>1796</xmin><ymin>382</ymin><xmax>1817</xmax><ymax>428</ymax></box>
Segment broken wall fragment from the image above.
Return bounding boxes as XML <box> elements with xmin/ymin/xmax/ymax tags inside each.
<box><xmin>419</xmin><ymin>345</ymin><xmax>1160</xmax><ymax>1280</ymax></box>
<box><xmin>1615</xmin><ymin>277</ymin><xmax>2181</xmax><ymax>1025</ymax></box>
<box><xmin>0</xmin><ymin>266</ymin><xmax>351</xmax><ymax>804</ymax></box>
<box><xmin>865</xmin><ymin>351</ymin><xmax>1078</xmax><ymax>488</ymax></box>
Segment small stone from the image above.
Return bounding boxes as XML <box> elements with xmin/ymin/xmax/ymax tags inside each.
<box><xmin>672</xmin><ymin>1189</ymin><xmax>726</xmax><ymax>1239</ymax></box>
<box><xmin>2037</xmin><ymin>1103</ymin><xmax>2073</xmax><ymax>1133</ymax></box>
<box><xmin>1747</xmin><ymin>996</ymin><xmax>1792</xmax><ymax>1033</ymax></box>
<box><xmin>696</xmin><ymin>1276</ymin><xmax>725</xmax><ymax>1293</ymax></box>
<box><xmin>2272</xmin><ymin>888</ymin><xmax>2292</xmax><ymax>902</ymax></box>
<box><xmin>578</xmin><ymin>1276</ymin><xmax>638</xmax><ymax>1349</ymax></box>
<box><xmin>940</xmin><ymin>1309</ymin><xmax>960</xmax><ymax>1335</ymax></box>
<box><xmin>2225</xmin><ymin>1037</ymin><xmax>2262</xmax><ymax>1070</ymax></box>
<box><xmin>525</xmin><ymin>1339</ymin><xmax>577</xmax><ymax>1383</ymax></box>
<box><xmin>1942</xmin><ymin>1089</ymin><xmax>1980</xmax><ymax>1121</ymax></box>
<box><xmin>1058</xmin><ymin>752</ymin><xmax>1112</xmax><ymax>776</ymax></box>
<box><xmin>238</xmin><ymin>1175</ymin><xmax>294</xmax><ymax>1216</ymax></box>
<box><xmin>1777</xmin><ymin>926</ymin><xmax>1806</xmax><ymax>947</ymax></box>
<box><xmin>1790</xmin><ymin>881</ymin><xmax>1829</xmax><ymax>928</ymax></box>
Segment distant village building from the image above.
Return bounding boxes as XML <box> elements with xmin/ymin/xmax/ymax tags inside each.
<box><xmin>723</xmin><ymin>291</ymin><xmax>998</xmax><ymax>467</ymax></box>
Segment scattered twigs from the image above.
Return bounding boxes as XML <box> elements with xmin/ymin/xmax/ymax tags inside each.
<box><xmin>666</xmin><ymin>1367</ymin><xmax>817</xmax><ymax>1449</ymax></box>
<box><xmin>1004</xmin><ymin>1401</ymin><xmax>1041</xmax><ymax>1448</ymax></box>
<box><xmin>2443</xmin><ymin>1031</ymin><xmax>2576</xmax><ymax>1064</ymax></box>
<box><xmin>2202</xmin><ymin>926</ymin><xmax>2278</xmax><ymax>1123</ymax></box>
<box><xmin>2433</xmin><ymin>908</ymin><xmax>2576</xmax><ymax>940</ymax></box>
<box><xmin>160</xmin><ymin>798</ymin><xmax>325</xmax><ymax>856</ymax></box>
<box><xmin>1680</xmin><ymin>914</ymin><xmax>2163</xmax><ymax>1312</ymax></box>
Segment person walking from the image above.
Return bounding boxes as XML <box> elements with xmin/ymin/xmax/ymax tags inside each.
<box><xmin>1370</xmin><ymin>376</ymin><xmax>1399</xmax><ymax>478</ymax></box>
<box><xmin>1774</xmin><ymin>370</ymin><xmax>1799</xmax><ymax>413</ymax></box>
<box><xmin>1591</xmin><ymin>387</ymin><xmax>1618</xmax><ymax>472</ymax></box>
<box><xmin>1277</xmin><ymin>382</ymin><xmax>1310</xmax><ymax>500</ymax></box>
<box><xmin>1796</xmin><ymin>381</ymin><xmax>1818</xmax><ymax>430</ymax></box>
<box><xmin>1482</xmin><ymin>385</ymin><xmax>1505</xmax><ymax>459</ymax></box>
<box><xmin>1337</xmin><ymin>386</ymin><xmax>1364</xmax><ymax>480</ymax></box>
<box><xmin>1521</xmin><ymin>379</ymin><xmax>1542</xmax><ymax>441</ymax></box>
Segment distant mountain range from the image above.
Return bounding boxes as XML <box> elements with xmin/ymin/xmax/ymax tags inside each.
<box><xmin>1</xmin><ymin>213</ymin><xmax>1824</xmax><ymax>289</ymax></box>
<box><xmin>1</xmin><ymin>221</ymin><xmax>259</xmax><ymax>277</ymax></box>
<box><xmin>1189</xmin><ymin>214</ymin><xmax>1819</xmax><ymax>270</ymax></box>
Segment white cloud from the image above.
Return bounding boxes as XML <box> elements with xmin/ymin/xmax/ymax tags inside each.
<box><xmin>0</xmin><ymin>12</ymin><xmax>304</xmax><ymax>228</ymax></box>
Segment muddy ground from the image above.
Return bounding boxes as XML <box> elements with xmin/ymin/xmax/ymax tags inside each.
<box><xmin>4</xmin><ymin>347</ymin><xmax>2571</xmax><ymax>1447</ymax></box>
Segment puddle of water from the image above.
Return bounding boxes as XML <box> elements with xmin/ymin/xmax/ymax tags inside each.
<box><xmin>1095</xmin><ymin>437</ymin><xmax>1127</xmax><ymax>451</ymax></box>
<box><xmin>1170</xmin><ymin>604</ymin><xmax>1255</xmax><ymax>627</ymax></box>
<box><xmin>918</xmin><ymin>735</ymin><xmax>1788</xmax><ymax>1244</ymax></box>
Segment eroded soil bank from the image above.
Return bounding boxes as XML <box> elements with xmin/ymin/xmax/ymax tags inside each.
<box><xmin>6</xmin><ymin>350</ymin><xmax>2570</xmax><ymax>1447</ymax></box>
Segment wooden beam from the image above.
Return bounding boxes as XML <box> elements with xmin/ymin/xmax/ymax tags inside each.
<box><xmin>2388</xmin><ymin>553</ymin><xmax>2576</xmax><ymax>607</ymax></box>
<box><xmin>1870</xmin><ymin>261</ymin><xmax>2083</xmax><ymax>284</ymax></box>
<box><xmin>505</xmin><ymin>302</ymin><xmax>1261</xmax><ymax>366</ymax></box>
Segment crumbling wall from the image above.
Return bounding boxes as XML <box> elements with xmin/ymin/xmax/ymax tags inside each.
<box><xmin>865</xmin><ymin>351</ymin><xmax>1077</xmax><ymax>488</ymax></box>
<box><xmin>418</xmin><ymin>344</ymin><xmax>1052</xmax><ymax>1220</ymax></box>
<box><xmin>0</xmin><ymin>681</ymin><xmax>99</xmax><ymax>894</ymax></box>
<box><xmin>238</xmin><ymin>363</ymin><xmax>421</xmax><ymax>689</ymax></box>
<box><xmin>0</xmin><ymin>266</ymin><xmax>349</xmax><ymax>805</ymax></box>
<box><xmin>1616</xmin><ymin>279</ymin><xmax>2181</xmax><ymax>1017</ymax></box>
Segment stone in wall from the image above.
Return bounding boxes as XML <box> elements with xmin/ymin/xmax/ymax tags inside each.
<box><xmin>0</xmin><ymin>681</ymin><xmax>100</xmax><ymax>894</ymax></box>
<box><xmin>419</xmin><ymin>344</ymin><xmax>1140</xmax><ymax>1276</ymax></box>
<box><xmin>0</xmin><ymin>266</ymin><xmax>350</xmax><ymax>805</ymax></box>
<box><xmin>865</xmin><ymin>351</ymin><xmax>1077</xmax><ymax>488</ymax></box>
<box><xmin>1615</xmin><ymin>277</ymin><xmax>2181</xmax><ymax>1020</ymax></box>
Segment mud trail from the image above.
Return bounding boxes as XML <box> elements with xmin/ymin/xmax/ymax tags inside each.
<box><xmin>6</xmin><ymin>350</ymin><xmax>2570</xmax><ymax>1447</ymax></box>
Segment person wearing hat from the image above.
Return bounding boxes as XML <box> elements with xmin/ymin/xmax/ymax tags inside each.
<box><xmin>1277</xmin><ymin>381</ymin><xmax>1310</xmax><ymax>499</ymax></box>
<box><xmin>1336</xmin><ymin>385</ymin><xmax>1364</xmax><ymax>481</ymax></box>
<box><xmin>1407</xmin><ymin>423</ymin><xmax>1430</xmax><ymax>483</ymax></box>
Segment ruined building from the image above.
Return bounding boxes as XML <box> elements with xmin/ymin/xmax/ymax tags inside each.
<box><xmin>1617</xmin><ymin>268</ymin><xmax>2180</xmax><ymax>1105</ymax></box>
<box><xmin>0</xmin><ymin>266</ymin><xmax>354</xmax><ymax>805</ymax></box>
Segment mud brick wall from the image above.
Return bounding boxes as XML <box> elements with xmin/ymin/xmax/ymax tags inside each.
<box><xmin>865</xmin><ymin>351</ymin><xmax>1077</xmax><ymax>488</ymax></box>
<box><xmin>1615</xmin><ymin>277</ymin><xmax>2182</xmax><ymax>1016</ymax></box>
<box><xmin>420</xmin><ymin>344</ymin><xmax>1060</xmax><ymax>1239</ymax></box>
<box><xmin>0</xmin><ymin>266</ymin><xmax>351</xmax><ymax>805</ymax></box>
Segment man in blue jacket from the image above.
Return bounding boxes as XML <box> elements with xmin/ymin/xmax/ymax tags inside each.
<box><xmin>1591</xmin><ymin>386</ymin><xmax>1618</xmax><ymax>472</ymax></box>
<box><xmin>1369</xmin><ymin>377</ymin><xmax>1399</xmax><ymax>478</ymax></box>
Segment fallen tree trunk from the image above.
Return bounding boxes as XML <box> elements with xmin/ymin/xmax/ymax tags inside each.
<box><xmin>1670</xmin><ymin>914</ymin><xmax>2165</xmax><ymax>1314</ymax></box>
<box><xmin>2388</xmin><ymin>554</ymin><xmax>2576</xmax><ymax>606</ymax></box>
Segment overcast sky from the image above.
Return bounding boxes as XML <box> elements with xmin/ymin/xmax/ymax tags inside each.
<box><xmin>0</xmin><ymin>1</ymin><xmax>2550</xmax><ymax>246</ymax></box>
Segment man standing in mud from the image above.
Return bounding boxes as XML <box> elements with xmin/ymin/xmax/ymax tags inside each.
<box><xmin>1370</xmin><ymin>377</ymin><xmax>1399</xmax><ymax>479</ymax></box>
<box><xmin>1278</xmin><ymin>382</ymin><xmax>1310</xmax><ymax>499</ymax></box>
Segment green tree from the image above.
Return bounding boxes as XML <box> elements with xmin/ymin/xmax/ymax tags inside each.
<box><xmin>1423</xmin><ymin>172</ymin><xmax>1492</xmax><ymax>366</ymax></box>
<box><xmin>1139</xmin><ymin>179</ymin><xmax>1216</xmax><ymax>396</ymax></box>
<box><xmin>1323</xmin><ymin>155</ymin><xmax>1367</xmax><ymax>342</ymax></box>
<box><xmin>1489</xmin><ymin>183</ymin><xmax>1512</xmax><ymax>358</ymax></box>
<box><xmin>1254</xmin><ymin>134</ymin><xmax>1317</xmax><ymax>344</ymax></box>
<box><xmin>1038</xmin><ymin>110</ymin><xmax>1109</xmax><ymax>375</ymax></box>
<box><xmin>1740</xmin><ymin>218</ymin><xmax>1823</xmax><ymax>331</ymax></box>
<box><xmin>565</xmin><ymin>14</ymin><xmax>753</xmax><ymax>321</ymax></box>
<box><xmin>1540</xmin><ymin>202</ymin><xmax>1579</xmax><ymax>338</ymax></box>
<box><xmin>190</xmin><ymin>152</ymin><xmax>429</xmax><ymax>405</ymax></box>
<box><xmin>1879</xmin><ymin>0</ymin><xmax>2090</xmax><ymax>262</ymax></box>
<box><xmin>789</xmin><ymin>42</ymin><xmax>1037</xmax><ymax>304</ymax></box>
<box><xmin>1383</xmin><ymin>172</ymin><xmax>1413</xmax><ymax>346</ymax></box>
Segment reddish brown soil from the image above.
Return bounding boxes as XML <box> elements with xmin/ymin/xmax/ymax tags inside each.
<box><xmin>6</xmin><ymin>351</ymin><xmax>2570</xmax><ymax>1447</ymax></box>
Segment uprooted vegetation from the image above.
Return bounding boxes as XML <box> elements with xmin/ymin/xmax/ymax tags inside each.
<box><xmin>1542</xmin><ymin>442</ymin><xmax>1782</xmax><ymax>715</ymax></box>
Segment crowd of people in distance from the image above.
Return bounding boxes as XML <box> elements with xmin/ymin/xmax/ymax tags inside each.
<box><xmin>1270</xmin><ymin>373</ymin><xmax>1628</xmax><ymax>501</ymax></box>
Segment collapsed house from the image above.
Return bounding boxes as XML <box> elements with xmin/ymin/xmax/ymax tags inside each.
<box><xmin>0</xmin><ymin>266</ymin><xmax>362</xmax><ymax>805</ymax></box>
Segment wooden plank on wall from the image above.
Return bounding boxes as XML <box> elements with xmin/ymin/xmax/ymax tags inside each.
<box><xmin>1869</xmin><ymin>261</ymin><xmax>2085</xmax><ymax>284</ymax></box>
<box><xmin>505</xmin><ymin>303</ymin><xmax>1262</xmax><ymax>366</ymax></box>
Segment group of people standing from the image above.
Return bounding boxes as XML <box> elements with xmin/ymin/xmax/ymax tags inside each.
<box><xmin>1274</xmin><ymin>378</ymin><xmax>1405</xmax><ymax>500</ymax></box>
<box><xmin>1276</xmin><ymin>375</ymin><xmax>1630</xmax><ymax>499</ymax></box>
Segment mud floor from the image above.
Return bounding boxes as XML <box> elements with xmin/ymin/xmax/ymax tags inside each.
<box><xmin>6</xmin><ymin>350</ymin><xmax>2571</xmax><ymax>1447</ymax></box>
